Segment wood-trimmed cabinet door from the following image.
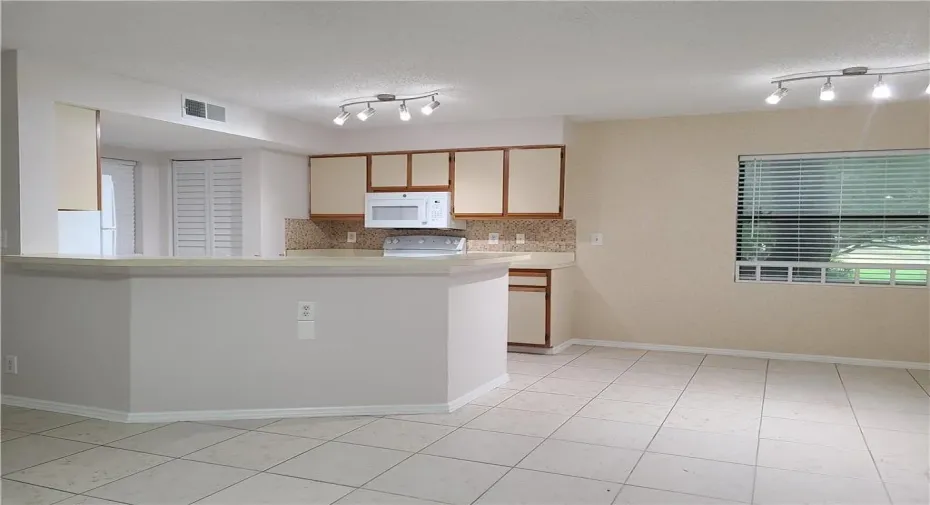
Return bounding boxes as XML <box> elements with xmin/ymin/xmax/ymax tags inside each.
<box><xmin>370</xmin><ymin>154</ymin><xmax>408</xmax><ymax>191</ymax></box>
<box><xmin>507</xmin><ymin>147</ymin><xmax>564</xmax><ymax>217</ymax></box>
<box><xmin>309</xmin><ymin>156</ymin><xmax>367</xmax><ymax>218</ymax></box>
<box><xmin>411</xmin><ymin>152</ymin><xmax>451</xmax><ymax>189</ymax></box>
<box><xmin>508</xmin><ymin>287</ymin><xmax>548</xmax><ymax>346</ymax></box>
<box><xmin>453</xmin><ymin>150</ymin><xmax>504</xmax><ymax>216</ymax></box>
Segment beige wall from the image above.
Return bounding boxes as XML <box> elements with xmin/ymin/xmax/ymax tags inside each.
<box><xmin>565</xmin><ymin>101</ymin><xmax>930</xmax><ymax>362</ymax></box>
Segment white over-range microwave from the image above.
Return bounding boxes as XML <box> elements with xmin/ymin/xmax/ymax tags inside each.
<box><xmin>364</xmin><ymin>192</ymin><xmax>465</xmax><ymax>229</ymax></box>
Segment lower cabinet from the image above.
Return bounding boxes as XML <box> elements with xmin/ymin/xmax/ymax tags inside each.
<box><xmin>507</xmin><ymin>268</ymin><xmax>573</xmax><ymax>349</ymax></box>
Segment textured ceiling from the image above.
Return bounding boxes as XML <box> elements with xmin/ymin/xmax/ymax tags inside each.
<box><xmin>4</xmin><ymin>2</ymin><xmax>929</xmax><ymax>128</ymax></box>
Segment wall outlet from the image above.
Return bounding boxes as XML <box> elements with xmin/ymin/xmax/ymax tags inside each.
<box><xmin>5</xmin><ymin>355</ymin><xmax>17</xmax><ymax>374</ymax></box>
<box><xmin>298</xmin><ymin>321</ymin><xmax>316</xmax><ymax>340</ymax></box>
<box><xmin>297</xmin><ymin>301</ymin><xmax>316</xmax><ymax>321</ymax></box>
<box><xmin>515</xmin><ymin>233</ymin><xmax>526</xmax><ymax>245</ymax></box>
<box><xmin>488</xmin><ymin>233</ymin><xmax>500</xmax><ymax>245</ymax></box>
<box><xmin>591</xmin><ymin>233</ymin><xmax>604</xmax><ymax>246</ymax></box>
<box><xmin>347</xmin><ymin>231</ymin><xmax>357</xmax><ymax>243</ymax></box>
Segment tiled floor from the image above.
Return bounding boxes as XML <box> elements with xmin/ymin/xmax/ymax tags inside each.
<box><xmin>2</xmin><ymin>346</ymin><xmax>929</xmax><ymax>504</ymax></box>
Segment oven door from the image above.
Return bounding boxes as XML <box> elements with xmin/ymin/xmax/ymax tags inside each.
<box><xmin>365</xmin><ymin>195</ymin><xmax>428</xmax><ymax>228</ymax></box>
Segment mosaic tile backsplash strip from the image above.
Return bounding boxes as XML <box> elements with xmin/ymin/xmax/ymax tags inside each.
<box><xmin>285</xmin><ymin>219</ymin><xmax>576</xmax><ymax>252</ymax></box>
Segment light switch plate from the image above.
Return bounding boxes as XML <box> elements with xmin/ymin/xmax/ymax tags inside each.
<box><xmin>591</xmin><ymin>233</ymin><xmax>604</xmax><ymax>246</ymax></box>
<box><xmin>515</xmin><ymin>233</ymin><xmax>526</xmax><ymax>245</ymax></box>
<box><xmin>347</xmin><ymin>231</ymin><xmax>357</xmax><ymax>243</ymax></box>
<box><xmin>488</xmin><ymin>233</ymin><xmax>500</xmax><ymax>245</ymax></box>
<box><xmin>298</xmin><ymin>321</ymin><xmax>316</xmax><ymax>340</ymax></box>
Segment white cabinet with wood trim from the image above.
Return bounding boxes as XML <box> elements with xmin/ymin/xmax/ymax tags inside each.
<box><xmin>309</xmin><ymin>156</ymin><xmax>367</xmax><ymax>217</ymax></box>
<box><xmin>370</xmin><ymin>154</ymin><xmax>408</xmax><ymax>189</ymax></box>
<box><xmin>55</xmin><ymin>103</ymin><xmax>100</xmax><ymax>211</ymax></box>
<box><xmin>452</xmin><ymin>150</ymin><xmax>504</xmax><ymax>215</ymax></box>
<box><xmin>508</xmin><ymin>268</ymin><xmax>573</xmax><ymax>349</ymax></box>
<box><xmin>411</xmin><ymin>152</ymin><xmax>451</xmax><ymax>188</ymax></box>
<box><xmin>507</xmin><ymin>147</ymin><xmax>563</xmax><ymax>216</ymax></box>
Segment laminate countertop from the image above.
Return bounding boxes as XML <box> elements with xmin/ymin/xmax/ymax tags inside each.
<box><xmin>286</xmin><ymin>250</ymin><xmax>575</xmax><ymax>269</ymax></box>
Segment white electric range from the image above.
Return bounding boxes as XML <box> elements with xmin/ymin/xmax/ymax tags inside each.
<box><xmin>382</xmin><ymin>235</ymin><xmax>466</xmax><ymax>257</ymax></box>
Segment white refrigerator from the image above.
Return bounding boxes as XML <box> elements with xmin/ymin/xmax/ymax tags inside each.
<box><xmin>57</xmin><ymin>175</ymin><xmax>117</xmax><ymax>256</ymax></box>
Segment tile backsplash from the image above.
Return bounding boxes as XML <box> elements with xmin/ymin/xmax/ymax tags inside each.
<box><xmin>285</xmin><ymin>218</ymin><xmax>576</xmax><ymax>252</ymax></box>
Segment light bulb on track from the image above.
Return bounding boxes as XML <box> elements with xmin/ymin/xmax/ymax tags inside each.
<box><xmin>819</xmin><ymin>78</ymin><xmax>835</xmax><ymax>101</ymax></box>
<box><xmin>421</xmin><ymin>96</ymin><xmax>440</xmax><ymax>115</ymax></box>
<box><xmin>399</xmin><ymin>101</ymin><xmax>411</xmax><ymax>121</ymax></box>
<box><xmin>333</xmin><ymin>108</ymin><xmax>350</xmax><ymax>126</ymax></box>
<box><xmin>766</xmin><ymin>84</ymin><xmax>788</xmax><ymax>105</ymax></box>
<box><xmin>925</xmin><ymin>82</ymin><xmax>930</xmax><ymax>94</ymax></box>
<box><xmin>357</xmin><ymin>103</ymin><xmax>376</xmax><ymax>121</ymax></box>
<box><xmin>872</xmin><ymin>75</ymin><xmax>891</xmax><ymax>99</ymax></box>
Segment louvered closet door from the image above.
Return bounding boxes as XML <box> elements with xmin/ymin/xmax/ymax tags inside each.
<box><xmin>102</xmin><ymin>158</ymin><xmax>137</xmax><ymax>255</ymax></box>
<box><xmin>172</xmin><ymin>159</ymin><xmax>244</xmax><ymax>257</ymax></box>
<box><xmin>208</xmin><ymin>159</ymin><xmax>243</xmax><ymax>257</ymax></box>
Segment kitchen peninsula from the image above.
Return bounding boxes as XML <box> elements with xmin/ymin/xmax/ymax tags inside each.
<box><xmin>2</xmin><ymin>253</ymin><xmax>527</xmax><ymax>422</ymax></box>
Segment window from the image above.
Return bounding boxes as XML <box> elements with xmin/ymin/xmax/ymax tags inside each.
<box><xmin>101</xmin><ymin>158</ymin><xmax>137</xmax><ymax>255</ymax></box>
<box><xmin>172</xmin><ymin>159</ymin><xmax>243</xmax><ymax>257</ymax></box>
<box><xmin>736</xmin><ymin>150</ymin><xmax>930</xmax><ymax>286</ymax></box>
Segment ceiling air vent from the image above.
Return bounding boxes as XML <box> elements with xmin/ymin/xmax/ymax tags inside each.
<box><xmin>183</xmin><ymin>97</ymin><xmax>226</xmax><ymax>123</ymax></box>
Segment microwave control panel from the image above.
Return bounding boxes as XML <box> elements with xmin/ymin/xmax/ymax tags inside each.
<box><xmin>428</xmin><ymin>200</ymin><xmax>444</xmax><ymax>223</ymax></box>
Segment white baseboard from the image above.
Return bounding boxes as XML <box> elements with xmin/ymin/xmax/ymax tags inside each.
<box><xmin>3</xmin><ymin>374</ymin><xmax>510</xmax><ymax>424</ymax></box>
<box><xmin>2</xmin><ymin>396</ymin><xmax>130</xmax><ymax>422</ymax></box>
<box><xmin>567</xmin><ymin>339</ymin><xmax>930</xmax><ymax>370</ymax></box>
<box><xmin>549</xmin><ymin>340</ymin><xmax>577</xmax><ymax>355</ymax></box>
<box><xmin>447</xmin><ymin>374</ymin><xmax>509</xmax><ymax>411</ymax></box>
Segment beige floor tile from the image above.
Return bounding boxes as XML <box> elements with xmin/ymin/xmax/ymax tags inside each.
<box><xmin>753</xmin><ymin>467</ymin><xmax>889</xmax><ymax>505</ymax></box>
<box><xmin>517</xmin><ymin>439</ymin><xmax>641</xmax><ymax>483</ymax></box>
<box><xmin>2</xmin><ymin>410</ymin><xmax>87</xmax><ymax>434</ymax></box>
<box><xmin>48</xmin><ymin>496</ymin><xmax>123</xmax><ymax>505</ymax></box>
<box><xmin>0</xmin><ymin>429</ymin><xmax>29</xmax><ymax>442</ymax></box>
<box><xmin>336</xmin><ymin>419</ymin><xmax>454</xmax><ymax>452</ymax></box>
<box><xmin>469</xmin><ymin>388</ymin><xmax>519</xmax><ymax>407</ymax></box>
<box><xmin>502</xmin><ymin>374</ymin><xmax>543</xmax><ymax>390</ymax></box>
<box><xmin>422</xmin><ymin>428</ymin><xmax>542</xmax><ymax>466</ymax></box>
<box><xmin>498</xmin><ymin>391</ymin><xmax>589</xmax><ymax>416</ymax></box>
<box><xmin>258</xmin><ymin>416</ymin><xmax>377</xmax><ymax>440</ymax></box>
<box><xmin>184</xmin><ymin>430</ymin><xmax>324</xmax><ymax>471</ymax></box>
<box><xmin>848</xmin><ymin>392</ymin><xmax>930</xmax><ymax>415</ymax></box>
<box><xmin>550</xmin><ymin>417</ymin><xmax>658</xmax><ymax>450</ymax></box>
<box><xmin>662</xmin><ymin>407</ymin><xmax>760</xmax><ymax>436</ymax></box>
<box><xmin>388</xmin><ymin>405</ymin><xmax>489</xmax><ymax>427</ymax></box>
<box><xmin>639</xmin><ymin>351</ymin><xmax>706</xmax><ymax>365</ymax></box>
<box><xmin>270</xmin><ymin>441</ymin><xmax>410</xmax><ymax>487</ymax></box>
<box><xmin>41</xmin><ymin>419</ymin><xmax>166</xmax><ymax>445</ymax></box>
<box><xmin>197</xmin><ymin>472</ymin><xmax>352</xmax><ymax>505</ymax></box>
<box><xmin>1</xmin><ymin>435</ymin><xmax>94</xmax><ymax>475</ymax></box>
<box><xmin>760</xmin><ymin>417</ymin><xmax>867</xmax><ymax>450</ymax></box>
<box><xmin>526</xmin><ymin>377</ymin><xmax>609</xmax><ymax>398</ymax></box>
<box><xmin>762</xmin><ymin>399</ymin><xmax>858</xmax><ymax>425</ymax></box>
<box><xmin>336</xmin><ymin>489</ymin><xmax>445</xmax><ymax>505</ymax></box>
<box><xmin>854</xmin><ymin>408</ymin><xmax>930</xmax><ymax>434</ymax></box>
<box><xmin>583</xmin><ymin>348</ymin><xmax>646</xmax><ymax>360</ymax></box>
<box><xmin>576</xmin><ymin>399</ymin><xmax>671</xmax><ymax>426</ymax></box>
<box><xmin>767</xmin><ymin>360</ymin><xmax>838</xmax><ymax>376</ymax></box>
<box><xmin>862</xmin><ymin>428</ymin><xmax>930</xmax><ymax>484</ymax></box>
<box><xmin>558</xmin><ymin>345</ymin><xmax>595</xmax><ymax>355</ymax></box>
<box><xmin>569</xmin><ymin>357</ymin><xmax>637</xmax><ymax>372</ymax></box>
<box><xmin>465</xmin><ymin>407</ymin><xmax>570</xmax><ymax>438</ymax></box>
<box><xmin>507</xmin><ymin>353</ymin><xmax>579</xmax><ymax>366</ymax></box>
<box><xmin>674</xmin><ymin>390</ymin><xmax>762</xmax><ymax>414</ymax></box>
<box><xmin>85</xmin><ymin>459</ymin><xmax>255</xmax><ymax>505</ymax></box>
<box><xmin>0</xmin><ymin>479</ymin><xmax>73</xmax><ymax>505</ymax></box>
<box><xmin>764</xmin><ymin>382</ymin><xmax>848</xmax><ymax>405</ymax></box>
<box><xmin>885</xmin><ymin>480</ymin><xmax>930</xmax><ymax>505</ymax></box>
<box><xmin>685</xmin><ymin>375</ymin><xmax>765</xmax><ymax>398</ymax></box>
<box><xmin>474</xmin><ymin>468</ymin><xmax>619</xmax><ymax>505</ymax></box>
<box><xmin>699</xmin><ymin>355</ymin><xmax>768</xmax><ymax>371</ymax></box>
<box><xmin>108</xmin><ymin>422</ymin><xmax>245</xmax><ymax>457</ymax></box>
<box><xmin>757</xmin><ymin>439</ymin><xmax>880</xmax><ymax>480</ymax></box>
<box><xmin>626</xmin><ymin>453</ymin><xmax>754</xmax><ymax>503</ymax></box>
<box><xmin>506</xmin><ymin>362</ymin><xmax>561</xmax><ymax>376</ymax></box>
<box><xmin>614</xmin><ymin>485</ymin><xmax>744</xmax><ymax>504</ymax></box>
<box><xmin>627</xmin><ymin>362</ymin><xmax>697</xmax><ymax>378</ymax></box>
<box><xmin>365</xmin><ymin>454</ymin><xmax>508</xmax><ymax>505</ymax></box>
<box><xmin>196</xmin><ymin>418</ymin><xmax>280</xmax><ymax>430</ymax></box>
<box><xmin>613</xmin><ymin>371</ymin><xmax>692</xmax><ymax>390</ymax></box>
<box><xmin>692</xmin><ymin>366</ymin><xmax>766</xmax><ymax>384</ymax></box>
<box><xmin>647</xmin><ymin>427</ymin><xmax>757</xmax><ymax>465</ymax></box>
<box><xmin>4</xmin><ymin>447</ymin><xmax>168</xmax><ymax>493</ymax></box>
<box><xmin>597</xmin><ymin>384</ymin><xmax>681</xmax><ymax>406</ymax></box>
<box><xmin>548</xmin><ymin>366</ymin><xmax>624</xmax><ymax>383</ymax></box>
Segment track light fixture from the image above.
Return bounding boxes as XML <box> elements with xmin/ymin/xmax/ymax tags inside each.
<box><xmin>766</xmin><ymin>83</ymin><xmax>788</xmax><ymax>105</ymax></box>
<box><xmin>766</xmin><ymin>63</ymin><xmax>928</xmax><ymax>105</ymax></box>
<box><xmin>399</xmin><ymin>101</ymin><xmax>411</xmax><ymax>121</ymax></box>
<box><xmin>926</xmin><ymin>82</ymin><xmax>930</xmax><ymax>95</ymax></box>
<box><xmin>819</xmin><ymin>77</ymin><xmax>835</xmax><ymax>101</ymax></box>
<box><xmin>332</xmin><ymin>91</ymin><xmax>441</xmax><ymax>126</ymax></box>
<box><xmin>421</xmin><ymin>96</ymin><xmax>441</xmax><ymax>116</ymax></box>
<box><xmin>333</xmin><ymin>107</ymin><xmax>350</xmax><ymax>126</ymax></box>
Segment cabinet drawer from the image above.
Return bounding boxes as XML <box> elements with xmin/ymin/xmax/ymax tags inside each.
<box><xmin>508</xmin><ymin>275</ymin><xmax>548</xmax><ymax>287</ymax></box>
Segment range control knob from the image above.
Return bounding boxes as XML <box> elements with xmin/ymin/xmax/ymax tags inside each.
<box><xmin>418</xmin><ymin>239</ymin><xmax>425</xmax><ymax>244</ymax></box>
<box><xmin>445</xmin><ymin>239</ymin><xmax>452</xmax><ymax>245</ymax></box>
<box><xmin>392</xmin><ymin>238</ymin><xmax>399</xmax><ymax>244</ymax></box>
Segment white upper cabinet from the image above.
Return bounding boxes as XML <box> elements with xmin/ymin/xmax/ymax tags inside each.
<box><xmin>507</xmin><ymin>147</ymin><xmax>563</xmax><ymax>215</ymax></box>
<box><xmin>310</xmin><ymin>156</ymin><xmax>367</xmax><ymax>216</ymax></box>
<box><xmin>370</xmin><ymin>154</ymin><xmax>408</xmax><ymax>189</ymax></box>
<box><xmin>453</xmin><ymin>150</ymin><xmax>504</xmax><ymax>215</ymax></box>
<box><xmin>55</xmin><ymin>103</ymin><xmax>99</xmax><ymax>211</ymax></box>
<box><xmin>411</xmin><ymin>152</ymin><xmax>451</xmax><ymax>188</ymax></box>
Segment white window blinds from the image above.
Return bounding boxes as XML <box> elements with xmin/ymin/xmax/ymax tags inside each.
<box><xmin>736</xmin><ymin>150</ymin><xmax>930</xmax><ymax>286</ymax></box>
<box><xmin>101</xmin><ymin>158</ymin><xmax>137</xmax><ymax>255</ymax></box>
<box><xmin>172</xmin><ymin>159</ymin><xmax>243</xmax><ymax>257</ymax></box>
